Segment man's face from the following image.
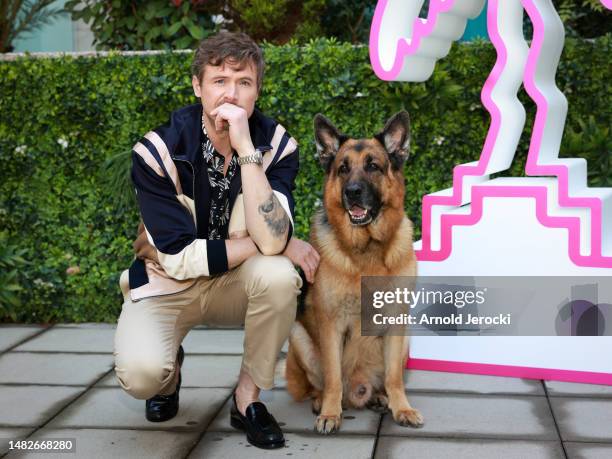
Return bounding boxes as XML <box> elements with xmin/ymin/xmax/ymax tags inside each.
<box><xmin>192</xmin><ymin>60</ymin><xmax>259</xmax><ymax>123</ymax></box>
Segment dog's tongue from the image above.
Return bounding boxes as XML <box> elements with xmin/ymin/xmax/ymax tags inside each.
<box><xmin>350</xmin><ymin>205</ymin><xmax>367</xmax><ymax>217</ymax></box>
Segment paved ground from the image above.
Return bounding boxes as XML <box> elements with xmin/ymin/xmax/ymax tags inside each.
<box><xmin>0</xmin><ymin>324</ymin><xmax>611</xmax><ymax>459</ymax></box>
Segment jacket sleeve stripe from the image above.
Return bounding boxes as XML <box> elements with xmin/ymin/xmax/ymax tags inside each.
<box><xmin>277</xmin><ymin>136</ymin><xmax>298</xmax><ymax>163</ymax></box>
<box><xmin>270</xmin><ymin>124</ymin><xmax>287</xmax><ymax>156</ymax></box>
<box><xmin>145</xmin><ymin>130</ymin><xmax>182</xmax><ymax>195</ymax></box>
<box><xmin>133</xmin><ymin>142</ymin><xmax>164</xmax><ymax>177</ymax></box>
<box><xmin>272</xmin><ymin>135</ymin><xmax>290</xmax><ymax>166</ymax></box>
<box><xmin>264</xmin><ymin>124</ymin><xmax>287</xmax><ymax>171</ymax></box>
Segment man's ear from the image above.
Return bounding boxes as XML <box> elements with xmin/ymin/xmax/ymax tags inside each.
<box><xmin>192</xmin><ymin>75</ymin><xmax>202</xmax><ymax>98</ymax></box>
<box><xmin>374</xmin><ymin>111</ymin><xmax>410</xmax><ymax>170</ymax></box>
<box><xmin>314</xmin><ymin>114</ymin><xmax>347</xmax><ymax>171</ymax></box>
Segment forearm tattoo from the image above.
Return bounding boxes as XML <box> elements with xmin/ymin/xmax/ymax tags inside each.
<box><xmin>259</xmin><ymin>193</ymin><xmax>290</xmax><ymax>238</ymax></box>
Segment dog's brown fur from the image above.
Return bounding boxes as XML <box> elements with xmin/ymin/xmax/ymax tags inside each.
<box><xmin>285</xmin><ymin>112</ymin><xmax>423</xmax><ymax>434</ymax></box>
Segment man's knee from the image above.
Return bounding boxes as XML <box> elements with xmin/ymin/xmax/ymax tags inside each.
<box><xmin>243</xmin><ymin>255</ymin><xmax>302</xmax><ymax>300</ymax></box>
<box><xmin>114</xmin><ymin>355</ymin><xmax>175</xmax><ymax>400</ymax></box>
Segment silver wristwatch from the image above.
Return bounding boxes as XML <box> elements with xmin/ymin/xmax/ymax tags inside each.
<box><xmin>237</xmin><ymin>145</ymin><xmax>271</xmax><ymax>166</ymax></box>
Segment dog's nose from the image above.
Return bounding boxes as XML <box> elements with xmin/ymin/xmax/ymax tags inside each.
<box><xmin>344</xmin><ymin>183</ymin><xmax>363</xmax><ymax>201</ymax></box>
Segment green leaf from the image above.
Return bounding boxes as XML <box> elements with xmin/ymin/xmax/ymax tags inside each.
<box><xmin>186</xmin><ymin>23</ymin><xmax>205</xmax><ymax>40</ymax></box>
<box><xmin>173</xmin><ymin>34</ymin><xmax>194</xmax><ymax>49</ymax></box>
<box><xmin>145</xmin><ymin>26</ymin><xmax>162</xmax><ymax>42</ymax></box>
<box><xmin>164</xmin><ymin>22</ymin><xmax>183</xmax><ymax>37</ymax></box>
<box><xmin>155</xmin><ymin>7</ymin><xmax>174</xmax><ymax>18</ymax></box>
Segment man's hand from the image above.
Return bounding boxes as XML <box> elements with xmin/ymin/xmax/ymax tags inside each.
<box><xmin>283</xmin><ymin>237</ymin><xmax>320</xmax><ymax>283</ymax></box>
<box><xmin>210</xmin><ymin>103</ymin><xmax>255</xmax><ymax>156</ymax></box>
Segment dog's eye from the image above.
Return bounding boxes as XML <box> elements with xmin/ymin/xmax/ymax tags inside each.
<box><xmin>366</xmin><ymin>162</ymin><xmax>381</xmax><ymax>172</ymax></box>
<box><xmin>338</xmin><ymin>164</ymin><xmax>349</xmax><ymax>175</ymax></box>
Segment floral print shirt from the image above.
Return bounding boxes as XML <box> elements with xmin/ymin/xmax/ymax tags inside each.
<box><xmin>201</xmin><ymin>123</ymin><xmax>239</xmax><ymax>240</ymax></box>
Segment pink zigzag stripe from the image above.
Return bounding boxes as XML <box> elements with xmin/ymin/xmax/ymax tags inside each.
<box><xmin>369</xmin><ymin>0</ymin><xmax>457</xmax><ymax>80</ymax></box>
<box><xmin>412</xmin><ymin>0</ymin><xmax>612</xmax><ymax>267</ymax></box>
<box><xmin>436</xmin><ymin>186</ymin><xmax>582</xmax><ymax>264</ymax></box>
<box><xmin>407</xmin><ymin>358</ymin><xmax>612</xmax><ymax>385</ymax></box>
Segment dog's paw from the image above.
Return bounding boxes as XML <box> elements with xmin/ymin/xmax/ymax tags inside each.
<box><xmin>314</xmin><ymin>413</ymin><xmax>342</xmax><ymax>434</ymax></box>
<box><xmin>392</xmin><ymin>408</ymin><xmax>424</xmax><ymax>427</ymax></box>
<box><xmin>366</xmin><ymin>393</ymin><xmax>389</xmax><ymax>413</ymax></box>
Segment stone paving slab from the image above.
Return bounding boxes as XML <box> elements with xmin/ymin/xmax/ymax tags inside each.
<box><xmin>545</xmin><ymin>380</ymin><xmax>612</xmax><ymax>398</ymax></box>
<box><xmin>379</xmin><ymin>393</ymin><xmax>558</xmax><ymax>440</ymax></box>
<box><xmin>564</xmin><ymin>442</ymin><xmax>612</xmax><ymax>459</ymax></box>
<box><xmin>0</xmin><ymin>327</ymin><xmax>46</xmax><ymax>353</ymax></box>
<box><xmin>5</xmin><ymin>428</ymin><xmax>201</xmax><ymax>459</ymax></box>
<box><xmin>96</xmin><ymin>355</ymin><xmax>242</xmax><ymax>388</ymax></box>
<box><xmin>374</xmin><ymin>437</ymin><xmax>565</xmax><ymax>459</ymax></box>
<box><xmin>190</xmin><ymin>431</ymin><xmax>375</xmax><ymax>458</ymax></box>
<box><xmin>0</xmin><ymin>386</ymin><xmax>84</xmax><ymax>427</ymax></box>
<box><xmin>0</xmin><ymin>428</ymin><xmax>35</xmax><ymax>456</ymax></box>
<box><xmin>549</xmin><ymin>397</ymin><xmax>612</xmax><ymax>442</ymax></box>
<box><xmin>209</xmin><ymin>389</ymin><xmax>381</xmax><ymax>434</ymax></box>
<box><xmin>13</xmin><ymin>328</ymin><xmax>114</xmax><ymax>354</ymax></box>
<box><xmin>405</xmin><ymin>370</ymin><xmax>544</xmax><ymax>395</ymax></box>
<box><xmin>48</xmin><ymin>387</ymin><xmax>231</xmax><ymax>431</ymax></box>
<box><xmin>0</xmin><ymin>353</ymin><xmax>112</xmax><ymax>386</ymax></box>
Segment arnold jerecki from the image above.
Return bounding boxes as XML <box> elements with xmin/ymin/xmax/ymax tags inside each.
<box><xmin>420</xmin><ymin>313</ymin><xmax>512</xmax><ymax>326</ymax></box>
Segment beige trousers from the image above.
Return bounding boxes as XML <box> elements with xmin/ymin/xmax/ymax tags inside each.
<box><xmin>113</xmin><ymin>254</ymin><xmax>302</xmax><ymax>399</ymax></box>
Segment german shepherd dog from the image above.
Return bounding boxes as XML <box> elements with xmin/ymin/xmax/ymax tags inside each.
<box><xmin>285</xmin><ymin>112</ymin><xmax>424</xmax><ymax>434</ymax></box>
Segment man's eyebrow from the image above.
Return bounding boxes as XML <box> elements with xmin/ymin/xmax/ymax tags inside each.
<box><xmin>207</xmin><ymin>72</ymin><xmax>253</xmax><ymax>81</ymax></box>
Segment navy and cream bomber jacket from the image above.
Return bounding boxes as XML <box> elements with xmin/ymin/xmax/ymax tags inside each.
<box><xmin>127</xmin><ymin>103</ymin><xmax>299</xmax><ymax>301</ymax></box>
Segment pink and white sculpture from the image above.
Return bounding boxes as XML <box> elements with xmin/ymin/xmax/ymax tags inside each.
<box><xmin>370</xmin><ymin>0</ymin><xmax>612</xmax><ymax>384</ymax></box>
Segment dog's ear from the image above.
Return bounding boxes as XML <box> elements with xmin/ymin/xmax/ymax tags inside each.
<box><xmin>314</xmin><ymin>114</ymin><xmax>348</xmax><ymax>171</ymax></box>
<box><xmin>375</xmin><ymin>111</ymin><xmax>410</xmax><ymax>170</ymax></box>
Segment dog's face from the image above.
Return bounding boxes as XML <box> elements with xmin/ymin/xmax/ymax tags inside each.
<box><xmin>314</xmin><ymin>112</ymin><xmax>410</xmax><ymax>226</ymax></box>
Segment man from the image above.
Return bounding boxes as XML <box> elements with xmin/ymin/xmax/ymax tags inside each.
<box><xmin>114</xmin><ymin>31</ymin><xmax>319</xmax><ymax>450</ymax></box>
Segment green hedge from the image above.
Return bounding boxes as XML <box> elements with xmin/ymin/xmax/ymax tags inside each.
<box><xmin>1</xmin><ymin>37</ymin><xmax>610</xmax><ymax>322</ymax></box>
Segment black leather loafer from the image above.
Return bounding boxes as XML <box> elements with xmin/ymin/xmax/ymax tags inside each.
<box><xmin>230</xmin><ymin>394</ymin><xmax>285</xmax><ymax>449</ymax></box>
<box><xmin>145</xmin><ymin>345</ymin><xmax>184</xmax><ymax>422</ymax></box>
